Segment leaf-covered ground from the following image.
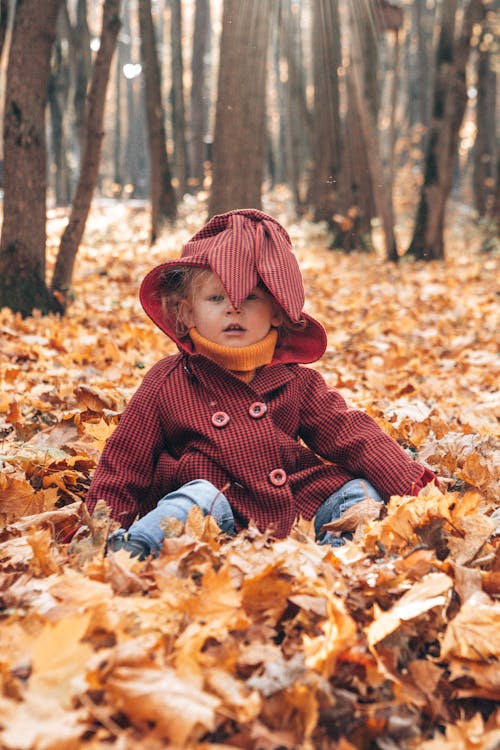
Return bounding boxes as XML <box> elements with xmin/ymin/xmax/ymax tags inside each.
<box><xmin>0</xmin><ymin>195</ymin><xmax>499</xmax><ymax>749</ymax></box>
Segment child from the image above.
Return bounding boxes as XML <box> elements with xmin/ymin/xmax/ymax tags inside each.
<box><xmin>85</xmin><ymin>209</ymin><xmax>436</xmax><ymax>558</ymax></box>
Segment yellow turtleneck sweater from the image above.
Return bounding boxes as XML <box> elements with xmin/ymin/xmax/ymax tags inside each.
<box><xmin>189</xmin><ymin>327</ymin><xmax>278</xmax><ymax>382</ymax></box>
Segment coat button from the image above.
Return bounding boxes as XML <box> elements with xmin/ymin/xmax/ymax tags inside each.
<box><xmin>249</xmin><ymin>401</ymin><xmax>267</xmax><ymax>419</ymax></box>
<box><xmin>269</xmin><ymin>468</ymin><xmax>287</xmax><ymax>486</ymax></box>
<box><xmin>211</xmin><ymin>411</ymin><xmax>230</xmax><ymax>427</ymax></box>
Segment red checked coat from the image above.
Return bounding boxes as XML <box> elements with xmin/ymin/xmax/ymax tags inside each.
<box><xmin>86</xmin><ymin>210</ymin><xmax>435</xmax><ymax>536</ymax></box>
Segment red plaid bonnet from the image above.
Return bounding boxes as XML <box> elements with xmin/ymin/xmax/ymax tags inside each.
<box><xmin>140</xmin><ymin>209</ymin><xmax>327</xmax><ymax>364</ymax></box>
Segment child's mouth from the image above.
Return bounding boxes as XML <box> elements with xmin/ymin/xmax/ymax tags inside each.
<box><xmin>224</xmin><ymin>324</ymin><xmax>245</xmax><ymax>332</ymax></box>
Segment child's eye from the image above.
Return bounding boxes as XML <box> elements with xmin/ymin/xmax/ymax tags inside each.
<box><xmin>208</xmin><ymin>294</ymin><xmax>224</xmax><ymax>302</ymax></box>
<box><xmin>246</xmin><ymin>293</ymin><xmax>259</xmax><ymax>301</ymax></box>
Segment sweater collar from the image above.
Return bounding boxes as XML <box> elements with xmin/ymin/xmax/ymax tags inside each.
<box><xmin>189</xmin><ymin>327</ymin><xmax>278</xmax><ymax>382</ymax></box>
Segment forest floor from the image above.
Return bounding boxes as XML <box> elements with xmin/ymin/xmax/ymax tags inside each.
<box><xmin>0</xmin><ymin>192</ymin><xmax>499</xmax><ymax>749</ymax></box>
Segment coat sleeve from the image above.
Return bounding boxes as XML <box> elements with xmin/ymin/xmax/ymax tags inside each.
<box><xmin>85</xmin><ymin>360</ymin><xmax>171</xmax><ymax>528</ymax></box>
<box><xmin>297</xmin><ymin>368</ymin><xmax>436</xmax><ymax>500</ymax></box>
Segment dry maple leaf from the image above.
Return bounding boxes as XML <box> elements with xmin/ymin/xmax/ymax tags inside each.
<box><xmin>246</xmin><ymin>652</ymin><xmax>306</xmax><ymax>697</ymax></box>
<box><xmin>73</xmin><ymin>384</ymin><xmax>116</xmax><ymax>413</ymax></box>
<box><xmin>440</xmin><ymin>591</ymin><xmax>500</xmax><ymax>661</ymax></box>
<box><xmin>417</xmin><ymin>711</ymin><xmax>500</xmax><ymax>749</ymax></box>
<box><xmin>205</xmin><ymin>667</ymin><xmax>262</xmax><ymax>723</ymax></box>
<box><xmin>104</xmin><ymin>666</ymin><xmax>221</xmax><ymax>745</ymax></box>
<box><xmin>0</xmin><ymin>693</ymin><xmax>86</xmax><ymax>750</ymax></box>
<box><xmin>0</xmin><ymin>474</ymin><xmax>50</xmax><ymax>525</ymax></box>
<box><xmin>366</xmin><ymin>572</ymin><xmax>453</xmax><ymax>646</ymax></box>
<box><xmin>82</xmin><ymin>419</ymin><xmax>118</xmax><ymax>452</ymax></box>
<box><xmin>321</xmin><ymin>496</ymin><xmax>383</xmax><ymax>533</ymax></box>
<box><xmin>29</xmin><ymin>612</ymin><xmax>94</xmax><ymax>706</ymax></box>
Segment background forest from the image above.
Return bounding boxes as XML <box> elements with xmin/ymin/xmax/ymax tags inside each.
<box><xmin>0</xmin><ymin>0</ymin><xmax>498</xmax><ymax>314</ymax></box>
<box><xmin>0</xmin><ymin>1</ymin><xmax>499</xmax><ymax>749</ymax></box>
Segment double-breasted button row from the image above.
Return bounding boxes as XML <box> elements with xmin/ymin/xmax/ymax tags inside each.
<box><xmin>211</xmin><ymin>402</ymin><xmax>268</xmax><ymax>428</ymax></box>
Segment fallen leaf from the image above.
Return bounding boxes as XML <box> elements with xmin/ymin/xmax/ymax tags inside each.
<box><xmin>441</xmin><ymin>593</ymin><xmax>500</xmax><ymax>661</ymax></box>
<box><xmin>104</xmin><ymin>666</ymin><xmax>221</xmax><ymax>744</ymax></box>
<box><xmin>366</xmin><ymin>572</ymin><xmax>453</xmax><ymax>646</ymax></box>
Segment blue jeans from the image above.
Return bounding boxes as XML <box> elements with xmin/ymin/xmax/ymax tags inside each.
<box><xmin>116</xmin><ymin>478</ymin><xmax>383</xmax><ymax>552</ymax></box>
<box><xmin>122</xmin><ymin>480</ymin><xmax>235</xmax><ymax>553</ymax></box>
<box><xmin>313</xmin><ymin>478</ymin><xmax>383</xmax><ymax>546</ymax></box>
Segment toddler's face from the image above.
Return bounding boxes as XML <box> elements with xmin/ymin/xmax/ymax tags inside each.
<box><xmin>182</xmin><ymin>272</ymin><xmax>280</xmax><ymax>347</ymax></box>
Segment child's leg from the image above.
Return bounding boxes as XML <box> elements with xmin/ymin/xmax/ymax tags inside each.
<box><xmin>314</xmin><ymin>479</ymin><xmax>383</xmax><ymax>546</ymax></box>
<box><xmin>108</xmin><ymin>480</ymin><xmax>235</xmax><ymax>557</ymax></box>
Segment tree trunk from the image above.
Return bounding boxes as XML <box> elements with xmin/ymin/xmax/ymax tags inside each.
<box><xmin>138</xmin><ymin>0</ymin><xmax>176</xmax><ymax>244</ymax></box>
<box><xmin>0</xmin><ymin>0</ymin><xmax>8</xmax><ymax>59</ymax></box>
<box><xmin>73</xmin><ymin>0</ymin><xmax>91</xmax><ymax>155</ymax></box>
<box><xmin>473</xmin><ymin>44</ymin><xmax>496</xmax><ymax>217</ymax></box>
<box><xmin>48</xmin><ymin>7</ymin><xmax>72</xmax><ymax>206</ymax></box>
<box><xmin>208</xmin><ymin>0</ymin><xmax>274</xmax><ymax>216</ymax></box>
<box><xmin>407</xmin><ymin>0</ymin><xmax>485</xmax><ymax>260</ymax></box>
<box><xmin>0</xmin><ymin>0</ymin><xmax>63</xmax><ymax>316</ymax></box>
<box><xmin>121</xmin><ymin>0</ymin><xmax>142</xmax><ymax>194</ymax></box>
<box><xmin>272</xmin><ymin>11</ymin><xmax>289</xmax><ymax>187</ymax></box>
<box><xmin>281</xmin><ymin>0</ymin><xmax>311</xmax><ymax>212</ymax></box>
<box><xmin>113</xmin><ymin>23</ymin><xmax>125</xmax><ymax>188</ymax></box>
<box><xmin>387</xmin><ymin>29</ymin><xmax>400</xmax><ymax>187</ymax></box>
<box><xmin>334</xmin><ymin>76</ymin><xmax>374</xmax><ymax>253</ymax></box>
<box><xmin>346</xmin><ymin>1</ymin><xmax>398</xmax><ymax>259</ymax></box>
<box><xmin>308</xmin><ymin>0</ymin><xmax>341</xmax><ymax>225</ymax></box>
<box><xmin>189</xmin><ymin>0</ymin><xmax>211</xmax><ymax>191</ymax></box>
<box><xmin>170</xmin><ymin>0</ymin><xmax>188</xmax><ymax>197</ymax></box>
<box><xmin>493</xmin><ymin>156</ymin><xmax>500</xmax><ymax>238</ymax></box>
<box><xmin>411</xmin><ymin>0</ymin><xmax>435</xmax><ymax>136</ymax></box>
<box><xmin>50</xmin><ymin>0</ymin><xmax>121</xmax><ymax>308</ymax></box>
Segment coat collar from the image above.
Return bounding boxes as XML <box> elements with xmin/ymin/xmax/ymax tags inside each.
<box><xmin>185</xmin><ymin>353</ymin><xmax>297</xmax><ymax>396</ymax></box>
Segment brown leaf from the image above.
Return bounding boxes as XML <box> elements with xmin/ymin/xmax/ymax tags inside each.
<box><xmin>441</xmin><ymin>593</ymin><xmax>500</xmax><ymax>661</ymax></box>
<box><xmin>321</xmin><ymin>496</ymin><xmax>383</xmax><ymax>533</ymax></box>
<box><xmin>366</xmin><ymin>572</ymin><xmax>452</xmax><ymax>646</ymax></box>
<box><xmin>0</xmin><ymin>694</ymin><xmax>86</xmax><ymax>750</ymax></box>
<box><xmin>418</xmin><ymin>712</ymin><xmax>500</xmax><ymax>749</ymax></box>
<box><xmin>29</xmin><ymin>613</ymin><xmax>93</xmax><ymax>706</ymax></box>
<box><xmin>73</xmin><ymin>384</ymin><xmax>115</xmax><ymax>412</ymax></box>
<box><xmin>104</xmin><ymin>666</ymin><xmax>221</xmax><ymax>744</ymax></box>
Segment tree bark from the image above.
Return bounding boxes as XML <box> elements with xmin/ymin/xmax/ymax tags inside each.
<box><xmin>138</xmin><ymin>0</ymin><xmax>176</xmax><ymax>244</ymax></box>
<box><xmin>0</xmin><ymin>0</ymin><xmax>63</xmax><ymax>316</ymax></box>
<box><xmin>73</xmin><ymin>0</ymin><xmax>91</xmax><ymax>155</ymax></box>
<box><xmin>189</xmin><ymin>0</ymin><xmax>210</xmax><ymax>191</ymax></box>
<box><xmin>346</xmin><ymin>0</ymin><xmax>398</xmax><ymax>259</ymax></box>
<box><xmin>50</xmin><ymin>0</ymin><xmax>121</xmax><ymax>308</ymax></box>
<box><xmin>334</xmin><ymin>75</ymin><xmax>374</xmax><ymax>253</ymax></box>
<box><xmin>170</xmin><ymin>0</ymin><xmax>188</xmax><ymax>197</ymax></box>
<box><xmin>0</xmin><ymin>0</ymin><xmax>8</xmax><ymax>60</ymax></box>
<box><xmin>308</xmin><ymin>0</ymin><xmax>342</xmax><ymax>225</ymax></box>
<box><xmin>48</xmin><ymin>7</ymin><xmax>72</xmax><ymax>206</ymax></box>
<box><xmin>407</xmin><ymin>0</ymin><xmax>486</xmax><ymax>260</ymax></box>
<box><xmin>281</xmin><ymin>0</ymin><xmax>311</xmax><ymax>212</ymax></box>
<box><xmin>473</xmin><ymin>44</ymin><xmax>496</xmax><ymax>217</ymax></box>
<box><xmin>267</xmin><ymin>15</ymin><xmax>288</xmax><ymax>188</ymax></box>
<box><xmin>410</xmin><ymin>0</ymin><xmax>435</xmax><ymax>136</ymax></box>
<box><xmin>208</xmin><ymin>0</ymin><xmax>274</xmax><ymax>216</ymax></box>
<box><xmin>113</xmin><ymin>21</ymin><xmax>125</xmax><ymax>188</ymax></box>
